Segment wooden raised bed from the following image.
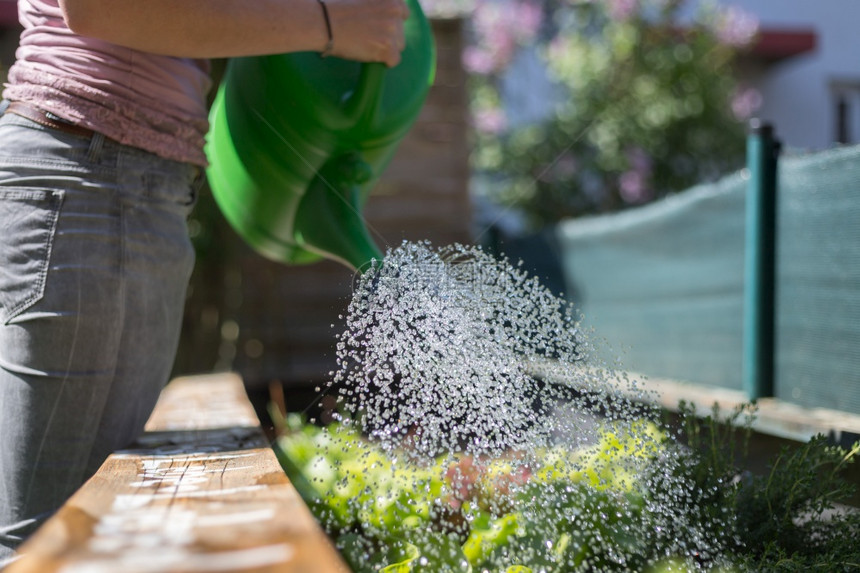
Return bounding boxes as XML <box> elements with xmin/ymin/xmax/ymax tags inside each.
<box><xmin>7</xmin><ymin>373</ymin><xmax>348</xmax><ymax>573</ymax></box>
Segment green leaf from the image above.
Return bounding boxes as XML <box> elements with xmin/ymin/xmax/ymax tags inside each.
<box><xmin>462</xmin><ymin>512</ymin><xmax>520</xmax><ymax>566</ymax></box>
<box><xmin>379</xmin><ymin>542</ymin><xmax>421</xmax><ymax>573</ymax></box>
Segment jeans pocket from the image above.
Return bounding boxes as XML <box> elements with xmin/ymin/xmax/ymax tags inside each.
<box><xmin>0</xmin><ymin>188</ymin><xmax>64</xmax><ymax>323</ymax></box>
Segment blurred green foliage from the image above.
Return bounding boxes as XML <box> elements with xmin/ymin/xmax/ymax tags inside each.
<box><xmin>464</xmin><ymin>0</ymin><xmax>758</xmax><ymax>227</ymax></box>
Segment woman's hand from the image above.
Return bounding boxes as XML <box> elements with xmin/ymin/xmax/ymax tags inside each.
<box><xmin>323</xmin><ymin>0</ymin><xmax>409</xmax><ymax>67</ymax></box>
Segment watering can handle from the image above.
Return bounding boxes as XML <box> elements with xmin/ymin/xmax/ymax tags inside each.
<box><xmin>344</xmin><ymin>62</ymin><xmax>387</xmax><ymax>128</ymax></box>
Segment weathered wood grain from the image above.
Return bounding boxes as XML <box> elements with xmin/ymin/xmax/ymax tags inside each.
<box><xmin>7</xmin><ymin>373</ymin><xmax>349</xmax><ymax>573</ymax></box>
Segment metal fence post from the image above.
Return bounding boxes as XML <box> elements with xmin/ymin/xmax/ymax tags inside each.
<box><xmin>743</xmin><ymin>119</ymin><xmax>781</xmax><ymax>400</ymax></box>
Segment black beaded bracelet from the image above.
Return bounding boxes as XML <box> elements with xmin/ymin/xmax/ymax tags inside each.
<box><xmin>317</xmin><ymin>0</ymin><xmax>334</xmax><ymax>57</ymax></box>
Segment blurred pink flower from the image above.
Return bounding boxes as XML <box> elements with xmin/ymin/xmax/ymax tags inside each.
<box><xmin>714</xmin><ymin>5</ymin><xmax>759</xmax><ymax>47</ymax></box>
<box><xmin>468</xmin><ymin>0</ymin><xmax>544</xmax><ymax>74</ymax></box>
<box><xmin>619</xmin><ymin>170</ymin><xmax>652</xmax><ymax>203</ymax></box>
<box><xmin>619</xmin><ymin>147</ymin><xmax>653</xmax><ymax>203</ymax></box>
<box><xmin>731</xmin><ymin>86</ymin><xmax>762</xmax><ymax>120</ymax></box>
<box><xmin>474</xmin><ymin>107</ymin><xmax>508</xmax><ymax>134</ymax></box>
<box><xmin>463</xmin><ymin>46</ymin><xmax>497</xmax><ymax>74</ymax></box>
<box><xmin>514</xmin><ymin>0</ymin><xmax>544</xmax><ymax>40</ymax></box>
<box><xmin>606</xmin><ymin>0</ymin><xmax>639</xmax><ymax>21</ymax></box>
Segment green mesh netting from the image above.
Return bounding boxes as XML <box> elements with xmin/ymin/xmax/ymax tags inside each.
<box><xmin>557</xmin><ymin>173</ymin><xmax>747</xmax><ymax>391</ymax></box>
<box><xmin>556</xmin><ymin>144</ymin><xmax>860</xmax><ymax>414</ymax></box>
<box><xmin>774</xmin><ymin>145</ymin><xmax>860</xmax><ymax>414</ymax></box>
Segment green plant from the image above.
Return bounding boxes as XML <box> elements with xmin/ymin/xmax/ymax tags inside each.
<box><xmin>674</xmin><ymin>402</ymin><xmax>860</xmax><ymax>571</ymax></box>
<box><xmin>274</xmin><ymin>402</ymin><xmax>860</xmax><ymax>572</ymax></box>
<box><xmin>275</xmin><ymin>413</ymin><xmax>712</xmax><ymax>572</ymax></box>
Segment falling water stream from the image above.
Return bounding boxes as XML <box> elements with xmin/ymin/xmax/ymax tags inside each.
<box><xmin>288</xmin><ymin>241</ymin><xmax>740</xmax><ymax>572</ymax></box>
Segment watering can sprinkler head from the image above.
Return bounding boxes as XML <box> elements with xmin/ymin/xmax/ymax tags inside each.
<box><xmin>204</xmin><ymin>0</ymin><xmax>434</xmax><ymax>272</ymax></box>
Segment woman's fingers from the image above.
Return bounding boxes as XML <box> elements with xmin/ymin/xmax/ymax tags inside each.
<box><xmin>327</xmin><ymin>0</ymin><xmax>409</xmax><ymax>66</ymax></box>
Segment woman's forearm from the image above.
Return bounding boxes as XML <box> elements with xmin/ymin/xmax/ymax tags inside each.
<box><xmin>58</xmin><ymin>0</ymin><xmax>408</xmax><ymax>65</ymax></box>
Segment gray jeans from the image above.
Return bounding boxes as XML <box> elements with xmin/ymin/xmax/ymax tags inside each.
<box><xmin>0</xmin><ymin>110</ymin><xmax>199</xmax><ymax>561</ymax></box>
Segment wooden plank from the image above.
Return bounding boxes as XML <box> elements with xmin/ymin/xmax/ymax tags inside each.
<box><xmin>7</xmin><ymin>373</ymin><xmax>349</xmax><ymax>573</ymax></box>
<box><xmin>637</xmin><ymin>374</ymin><xmax>860</xmax><ymax>442</ymax></box>
<box><xmin>544</xmin><ymin>364</ymin><xmax>860</xmax><ymax>444</ymax></box>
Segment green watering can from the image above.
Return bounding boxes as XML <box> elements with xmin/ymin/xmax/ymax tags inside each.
<box><xmin>205</xmin><ymin>0</ymin><xmax>435</xmax><ymax>271</ymax></box>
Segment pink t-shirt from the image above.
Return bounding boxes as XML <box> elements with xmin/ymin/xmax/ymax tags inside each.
<box><xmin>3</xmin><ymin>0</ymin><xmax>212</xmax><ymax>166</ymax></box>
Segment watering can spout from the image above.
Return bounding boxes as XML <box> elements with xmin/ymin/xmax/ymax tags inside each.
<box><xmin>294</xmin><ymin>152</ymin><xmax>385</xmax><ymax>271</ymax></box>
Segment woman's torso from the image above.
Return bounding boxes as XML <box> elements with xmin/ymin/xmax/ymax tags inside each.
<box><xmin>3</xmin><ymin>0</ymin><xmax>212</xmax><ymax>165</ymax></box>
